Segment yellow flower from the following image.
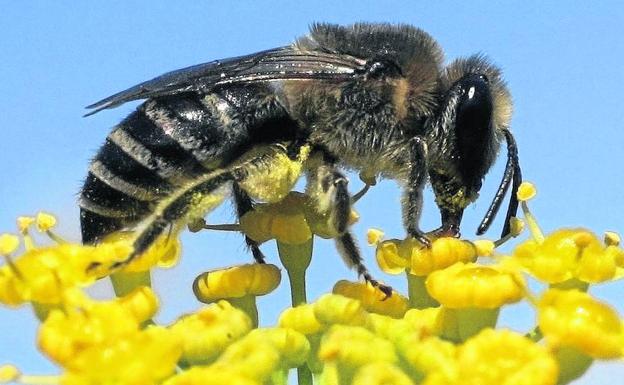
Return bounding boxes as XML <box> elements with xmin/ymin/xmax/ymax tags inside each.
<box><xmin>426</xmin><ymin>262</ymin><xmax>525</xmax><ymax>309</ymax></box>
<box><xmin>0</xmin><ymin>365</ymin><xmax>19</xmax><ymax>383</ymax></box>
<box><xmin>61</xmin><ymin>326</ymin><xmax>181</xmax><ymax>385</ymax></box>
<box><xmin>402</xmin><ymin>336</ymin><xmax>457</xmax><ymax>382</ymax></box>
<box><xmin>193</xmin><ymin>263</ymin><xmax>281</xmax><ymax>303</ymax></box>
<box><xmin>240</xmin><ymin>193</ymin><xmax>312</xmax><ymax>245</ymax></box>
<box><xmin>0</xmin><ymin>234</ymin><xmax>19</xmax><ymax>255</ymax></box>
<box><xmin>333</xmin><ymin>280</ymin><xmax>408</xmax><ymax>318</ymax></box>
<box><xmin>473</xmin><ymin>239</ymin><xmax>495</xmax><ymax>257</ymax></box>
<box><xmin>240</xmin><ymin>191</ymin><xmax>359</xmax><ymax>245</ymax></box>
<box><xmin>0</xmin><ymin>243</ymin><xmax>99</xmax><ymax>306</ymax></box>
<box><xmin>352</xmin><ymin>362</ymin><xmax>414</xmax><ymax>385</ymax></box>
<box><xmin>319</xmin><ymin>325</ymin><xmax>397</xmax><ymax>369</ymax></box>
<box><xmin>169</xmin><ymin>301</ymin><xmax>252</xmax><ymax>365</ymax></box>
<box><xmin>604</xmin><ymin>231</ymin><xmax>620</xmax><ymax>246</ymax></box>
<box><xmin>117</xmin><ymin>286</ymin><xmax>159</xmax><ymax>323</ymax></box>
<box><xmin>38</xmin><ymin>294</ymin><xmax>149</xmax><ymax>365</ymax></box>
<box><xmin>16</xmin><ymin>217</ymin><xmax>35</xmax><ymax>234</ymax></box>
<box><xmin>509</xmin><ymin>217</ymin><xmax>525</xmax><ymax>236</ymax></box>
<box><xmin>35</xmin><ymin>212</ymin><xmax>57</xmax><ymax>232</ymax></box>
<box><xmin>538</xmin><ymin>289</ymin><xmax>624</xmax><ymax>358</ymax></box>
<box><xmin>99</xmin><ymin>231</ymin><xmax>181</xmax><ymax>272</ymax></box>
<box><xmin>313</xmin><ymin>294</ymin><xmax>369</xmax><ymax>327</ymax></box>
<box><xmin>278</xmin><ymin>303</ymin><xmax>323</xmax><ymax>335</ymax></box>
<box><xmin>513</xmin><ymin>228</ymin><xmax>623</xmax><ymax>283</ymax></box>
<box><xmin>403</xmin><ymin>307</ymin><xmax>445</xmax><ymax>337</ymax></box>
<box><xmin>376</xmin><ymin>237</ymin><xmax>477</xmax><ymax>276</ymax></box>
<box><xmin>243</xmin><ymin>328</ymin><xmax>311</xmax><ymax>368</ymax></box>
<box><xmin>163</xmin><ymin>366</ymin><xmax>260</xmax><ymax>385</ymax></box>
<box><xmin>367</xmin><ymin>228</ymin><xmax>385</xmax><ymax>245</ymax></box>
<box><xmin>455</xmin><ymin>329</ymin><xmax>558</xmax><ymax>385</ymax></box>
<box><xmin>212</xmin><ymin>336</ymin><xmax>282</xmax><ymax>382</ymax></box>
<box><xmin>517</xmin><ymin>181</ymin><xmax>537</xmax><ymax>201</ymax></box>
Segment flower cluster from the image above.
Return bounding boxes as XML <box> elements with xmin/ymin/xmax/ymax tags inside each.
<box><xmin>1</xmin><ymin>183</ymin><xmax>623</xmax><ymax>385</ymax></box>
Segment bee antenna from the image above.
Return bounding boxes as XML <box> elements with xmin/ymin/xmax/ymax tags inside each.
<box><xmin>476</xmin><ymin>130</ymin><xmax>521</xmax><ymax>237</ymax></box>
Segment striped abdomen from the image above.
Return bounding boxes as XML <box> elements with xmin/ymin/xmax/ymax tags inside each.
<box><xmin>80</xmin><ymin>93</ymin><xmax>249</xmax><ymax>243</ymax></box>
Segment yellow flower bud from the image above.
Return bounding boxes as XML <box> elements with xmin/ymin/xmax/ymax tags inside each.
<box><xmin>0</xmin><ymin>364</ymin><xmax>19</xmax><ymax>383</ymax></box>
<box><xmin>16</xmin><ymin>216</ymin><xmax>34</xmax><ymax>234</ymax></box>
<box><xmin>473</xmin><ymin>239</ymin><xmax>495</xmax><ymax>257</ymax></box>
<box><xmin>319</xmin><ymin>325</ymin><xmax>397</xmax><ymax>369</ymax></box>
<box><xmin>538</xmin><ymin>289</ymin><xmax>624</xmax><ymax>359</ymax></box>
<box><xmin>376</xmin><ymin>240</ymin><xmax>410</xmax><ymax>274</ymax></box>
<box><xmin>0</xmin><ymin>234</ymin><xmax>19</xmax><ymax>255</ymax></box>
<box><xmin>213</xmin><ymin>337</ymin><xmax>281</xmax><ymax>382</ymax></box>
<box><xmin>517</xmin><ymin>181</ymin><xmax>537</xmax><ymax>201</ymax></box>
<box><xmin>509</xmin><ymin>217</ymin><xmax>525</xmax><ymax>237</ymax></box>
<box><xmin>402</xmin><ymin>336</ymin><xmax>457</xmax><ymax>381</ymax></box>
<box><xmin>193</xmin><ymin>263</ymin><xmax>281</xmax><ymax>303</ymax></box>
<box><xmin>169</xmin><ymin>301</ymin><xmax>252</xmax><ymax>365</ymax></box>
<box><xmin>313</xmin><ymin>294</ymin><xmax>369</xmax><ymax>327</ymax></box>
<box><xmin>403</xmin><ymin>308</ymin><xmax>444</xmax><ymax>337</ymax></box>
<box><xmin>279</xmin><ymin>304</ymin><xmax>323</xmax><ymax>335</ymax></box>
<box><xmin>244</xmin><ymin>328</ymin><xmax>310</xmax><ymax>368</ymax></box>
<box><xmin>333</xmin><ymin>280</ymin><xmax>408</xmax><ymax>318</ymax></box>
<box><xmin>367</xmin><ymin>228</ymin><xmax>385</xmax><ymax>245</ymax></box>
<box><xmin>352</xmin><ymin>362</ymin><xmax>413</xmax><ymax>385</ymax></box>
<box><xmin>604</xmin><ymin>231</ymin><xmax>620</xmax><ymax>246</ymax></box>
<box><xmin>410</xmin><ymin>238</ymin><xmax>477</xmax><ymax>276</ymax></box>
<box><xmin>426</xmin><ymin>262</ymin><xmax>525</xmax><ymax>309</ymax></box>
<box><xmin>457</xmin><ymin>329</ymin><xmax>558</xmax><ymax>385</ymax></box>
<box><xmin>117</xmin><ymin>286</ymin><xmax>159</xmax><ymax>323</ymax></box>
<box><xmin>35</xmin><ymin>212</ymin><xmax>57</xmax><ymax>232</ymax></box>
<box><xmin>163</xmin><ymin>367</ymin><xmax>260</xmax><ymax>385</ymax></box>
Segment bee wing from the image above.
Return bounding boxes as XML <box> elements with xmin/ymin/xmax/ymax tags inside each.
<box><xmin>85</xmin><ymin>47</ymin><xmax>367</xmax><ymax>116</ymax></box>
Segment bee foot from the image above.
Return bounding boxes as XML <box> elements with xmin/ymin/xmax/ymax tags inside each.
<box><xmin>363</xmin><ymin>273</ymin><xmax>393</xmax><ymax>300</ymax></box>
<box><xmin>408</xmin><ymin>229</ymin><xmax>432</xmax><ymax>248</ymax></box>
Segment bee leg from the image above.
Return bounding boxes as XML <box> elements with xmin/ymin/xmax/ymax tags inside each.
<box><xmin>308</xmin><ymin>158</ymin><xmax>392</xmax><ymax>297</ymax></box>
<box><xmin>428</xmin><ymin>208</ymin><xmax>463</xmax><ymax>238</ymax></box>
<box><xmin>403</xmin><ymin>137</ymin><xmax>431</xmax><ymax>247</ymax></box>
<box><xmin>336</xmin><ymin>232</ymin><xmax>393</xmax><ymax>298</ymax></box>
<box><xmin>232</xmin><ymin>182</ymin><xmax>266</xmax><ymax>264</ymax></box>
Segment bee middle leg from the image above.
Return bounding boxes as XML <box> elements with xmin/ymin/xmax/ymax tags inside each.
<box><xmin>307</xmin><ymin>156</ymin><xmax>392</xmax><ymax>297</ymax></box>
<box><xmin>232</xmin><ymin>182</ymin><xmax>266</xmax><ymax>264</ymax></box>
<box><xmin>403</xmin><ymin>136</ymin><xmax>432</xmax><ymax>246</ymax></box>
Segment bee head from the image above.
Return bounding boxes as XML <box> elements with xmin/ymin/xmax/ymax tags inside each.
<box><xmin>442</xmin><ymin>55</ymin><xmax>512</xmax><ymax>135</ymax></box>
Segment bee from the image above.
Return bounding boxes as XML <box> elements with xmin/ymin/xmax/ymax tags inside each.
<box><xmin>81</xmin><ymin>23</ymin><xmax>521</xmax><ymax>295</ymax></box>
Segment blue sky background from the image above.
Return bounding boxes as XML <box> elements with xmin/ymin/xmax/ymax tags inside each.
<box><xmin>1</xmin><ymin>1</ymin><xmax>623</xmax><ymax>382</ymax></box>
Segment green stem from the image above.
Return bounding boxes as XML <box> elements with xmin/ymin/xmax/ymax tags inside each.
<box><xmin>440</xmin><ymin>307</ymin><xmax>500</xmax><ymax>343</ymax></box>
<box><xmin>31</xmin><ymin>302</ymin><xmax>60</xmax><ymax>322</ymax></box>
<box><xmin>296</xmin><ymin>364</ymin><xmax>313</xmax><ymax>385</ymax></box>
<box><xmin>406</xmin><ymin>273</ymin><xmax>439</xmax><ymax>309</ymax></box>
<box><xmin>277</xmin><ymin>239</ymin><xmax>313</xmax><ymax>306</ymax></box>
<box><xmin>110</xmin><ymin>270</ymin><xmax>152</xmax><ymax>297</ymax></box>
<box><xmin>228</xmin><ymin>295</ymin><xmax>259</xmax><ymax>327</ymax></box>
<box><xmin>555</xmin><ymin>346</ymin><xmax>593</xmax><ymax>385</ymax></box>
<box><xmin>550</xmin><ymin>278</ymin><xmax>589</xmax><ymax>292</ymax></box>
<box><xmin>526</xmin><ymin>326</ymin><xmax>543</xmax><ymax>342</ymax></box>
<box><xmin>521</xmin><ymin>201</ymin><xmax>544</xmax><ymax>243</ymax></box>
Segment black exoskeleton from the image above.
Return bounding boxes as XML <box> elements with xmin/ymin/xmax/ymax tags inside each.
<box><xmin>80</xmin><ymin>23</ymin><xmax>521</xmax><ymax>294</ymax></box>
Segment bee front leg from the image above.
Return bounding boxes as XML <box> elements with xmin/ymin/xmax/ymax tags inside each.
<box><xmin>428</xmin><ymin>208</ymin><xmax>463</xmax><ymax>238</ymax></box>
<box><xmin>232</xmin><ymin>182</ymin><xmax>266</xmax><ymax>264</ymax></box>
<box><xmin>403</xmin><ymin>137</ymin><xmax>431</xmax><ymax>247</ymax></box>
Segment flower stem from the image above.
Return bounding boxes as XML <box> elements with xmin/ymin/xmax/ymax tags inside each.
<box><xmin>110</xmin><ymin>270</ymin><xmax>152</xmax><ymax>297</ymax></box>
<box><xmin>555</xmin><ymin>346</ymin><xmax>593</xmax><ymax>385</ymax></box>
<box><xmin>406</xmin><ymin>273</ymin><xmax>438</xmax><ymax>309</ymax></box>
<box><xmin>277</xmin><ymin>239</ymin><xmax>313</xmax><ymax>306</ymax></box>
<box><xmin>296</xmin><ymin>364</ymin><xmax>313</xmax><ymax>385</ymax></box>
<box><xmin>228</xmin><ymin>295</ymin><xmax>259</xmax><ymax>327</ymax></box>
<box><xmin>521</xmin><ymin>201</ymin><xmax>544</xmax><ymax>243</ymax></box>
